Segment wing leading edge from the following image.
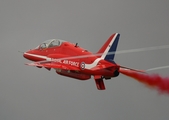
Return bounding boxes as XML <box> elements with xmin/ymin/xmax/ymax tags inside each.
<box><xmin>26</xmin><ymin>61</ymin><xmax>80</xmax><ymax>71</ymax></box>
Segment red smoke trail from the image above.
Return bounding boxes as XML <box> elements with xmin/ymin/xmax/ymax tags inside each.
<box><xmin>119</xmin><ymin>69</ymin><xmax>169</xmax><ymax>94</ymax></box>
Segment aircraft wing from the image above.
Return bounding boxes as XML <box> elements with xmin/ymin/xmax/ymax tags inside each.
<box><xmin>25</xmin><ymin>61</ymin><xmax>80</xmax><ymax>71</ymax></box>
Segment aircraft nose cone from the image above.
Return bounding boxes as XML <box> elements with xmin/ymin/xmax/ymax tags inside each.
<box><xmin>23</xmin><ymin>51</ymin><xmax>34</xmax><ymax>61</ymax></box>
<box><xmin>23</xmin><ymin>50</ymin><xmax>45</xmax><ymax>61</ymax></box>
<box><xmin>23</xmin><ymin>52</ymin><xmax>28</xmax><ymax>59</ymax></box>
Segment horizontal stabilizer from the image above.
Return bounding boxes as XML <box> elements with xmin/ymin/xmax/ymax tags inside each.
<box><xmin>119</xmin><ymin>66</ymin><xmax>145</xmax><ymax>73</ymax></box>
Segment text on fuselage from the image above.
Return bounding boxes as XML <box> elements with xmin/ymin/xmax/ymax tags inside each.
<box><xmin>52</xmin><ymin>59</ymin><xmax>79</xmax><ymax>67</ymax></box>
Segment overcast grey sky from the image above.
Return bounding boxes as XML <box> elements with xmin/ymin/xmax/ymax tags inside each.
<box><xmin>0</xmin><ymin>0</ymin><xmax>169</xmax><ymax>120</ymax></box>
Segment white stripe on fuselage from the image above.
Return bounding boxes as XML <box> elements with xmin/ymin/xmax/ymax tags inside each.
<box><xmin>24</xmin><ymin>52</ymin><xmax>50</xmax><ymax>60</ymax></box>
<box><xmin>25</xmin><ymin>34</ymin><xmax>117</xmax><ymax>69</ymax></box>
<box><xmin>85</xmin><ymin>58</ymin><xmax>102</xmax><ymax>69</ymax></box>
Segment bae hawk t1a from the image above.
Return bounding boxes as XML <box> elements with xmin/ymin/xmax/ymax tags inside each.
<box><xmin>23</xmin><ymin>33</ymin><xmax>144</xmax><ymax>90</ymax></box>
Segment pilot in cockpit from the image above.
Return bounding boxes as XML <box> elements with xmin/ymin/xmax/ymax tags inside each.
<box><xmin>49</xmin><ymin>40</ymin><xmax>60</xmax><ymax>47</ymax></box>
<box><xmin>38</xmin><ymin>39</ymin><xmax>64</xmax><ymax>49</ymax></box>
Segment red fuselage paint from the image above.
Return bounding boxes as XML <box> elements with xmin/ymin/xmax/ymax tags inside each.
<box><xmin>24</xmin><ymin>41</ymin><xmax>119</xmax><ymax>80</ymax></box>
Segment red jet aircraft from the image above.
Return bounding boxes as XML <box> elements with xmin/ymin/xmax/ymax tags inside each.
<box><xmin>23</xmin><ymin>33</ymin><xmax>143</xmax><ymax>90</ymax></box>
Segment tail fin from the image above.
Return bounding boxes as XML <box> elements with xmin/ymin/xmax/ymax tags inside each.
<box><xmin>97</xmin><ymin>33</ymin><xmax>120</xmax><ymax>62</ymax></box>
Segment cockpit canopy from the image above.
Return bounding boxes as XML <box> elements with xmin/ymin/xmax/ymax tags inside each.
<box><xmin>37</xmin><ymin>39</ymin><xmax>66</xmax><ymax>49</ymax></box>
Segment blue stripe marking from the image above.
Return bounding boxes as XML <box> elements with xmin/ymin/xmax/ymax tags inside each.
<box><xmin>105</xmin><ymin>34</ymin><xmax>120</xmax><ymax>61</ymax></box>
